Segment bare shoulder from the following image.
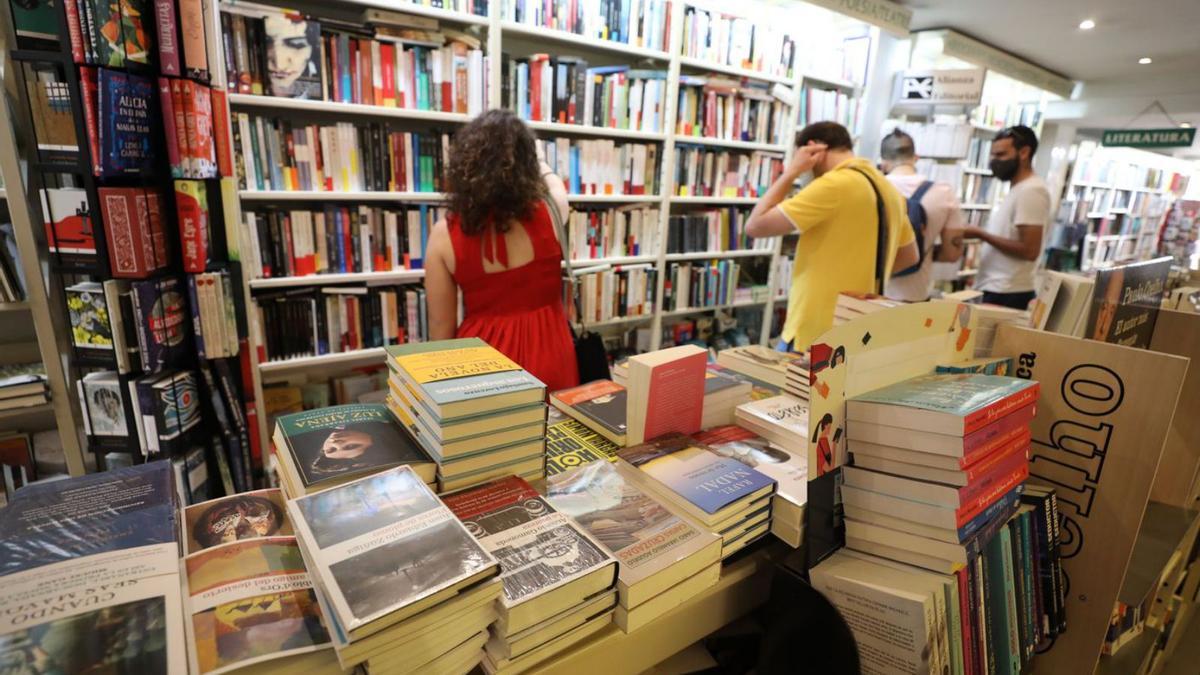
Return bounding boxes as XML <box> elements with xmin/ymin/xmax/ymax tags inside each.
<box><xmin>427</xmin><ymin>218</ymin><xmax>455</xmax><ymax>271</ymax></box>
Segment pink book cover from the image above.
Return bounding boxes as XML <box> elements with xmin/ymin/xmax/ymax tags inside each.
<box><xmin>642</xmin><ymin>350</ymin><xmax>706</xmax><ymax>441</ymax></box>
<box><xmin>153</xmin><ymin>0</ymin><xmax>180</xmax><ymax>76</ymax></box>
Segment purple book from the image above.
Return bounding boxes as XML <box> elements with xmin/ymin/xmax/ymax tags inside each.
<box><xmin>153</xmin><ymin>0</ymin><xmax>180</xmax><ymax>76</ymax></box>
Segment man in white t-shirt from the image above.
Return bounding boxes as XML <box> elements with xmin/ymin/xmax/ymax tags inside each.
<box><xmin>878</xmin><ymin>129</ymin><xmax>966</xmax><ymax>301</ymax></box>
<box><xmin>968</xmin><ymin>125</ymin><xmax>1051</xmax><ymax>309</ymax></box>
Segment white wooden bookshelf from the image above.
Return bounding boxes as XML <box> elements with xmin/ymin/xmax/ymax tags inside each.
<box><xmin>208</xmin><ymin>0</ymin><xmax>884</xmax><ymax>455</ymax></box>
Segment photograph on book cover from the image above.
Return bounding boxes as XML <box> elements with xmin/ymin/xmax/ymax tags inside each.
<box><xmin>185</xmin><ymin>537</ymin><xmax>308</xmax><ymax>596</ymax></box>
<box><xmin>280</xmin><ymin>405</ymin><xmax>418</xmax><ymax>489</ymax></box>
<box><xmin>190</xmin><ymin>588</ymin><xmax>329</xmax><ymax>675</ymax></box>
<box><xmin>293</xmin><ymin>466</ymin><xmax>441</xmax><ymax>548</ymax></box>
<box><xmin>991</xmin><ymin>325</ymin><xmax>1186</xmax><ymax>672</ymax></box>
<box><xmin>183</xmin><ymin>489</ymin><xmax>292</xmax><ymax>555</ymax></box>
<box><xmin>1083</xmin><ymin>257</ymin><xmax>1171</xmax><ymax>348</ymax></box>
<box><xmin>0</xmin><ymin>596</ymin><xmax>169</xmax><ymax>672</ymax></box>
<box><xmin>806</xmin><ymin>301</ymin><xmax>978</xmax><ymax>477</ymax></box>
<box><xmin>263</xmin><ymin>13</ymin><xmax>322</xmax><ymax>99</ymax></box>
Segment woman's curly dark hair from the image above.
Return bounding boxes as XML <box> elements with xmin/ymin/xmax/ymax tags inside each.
<box><xmin>447</xmin><ymin>110</ymin><xmax>546</xmax><ymax>235</ymax></box>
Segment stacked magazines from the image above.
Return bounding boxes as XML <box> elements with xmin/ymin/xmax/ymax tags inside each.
<box><xmin>385</xmin><ymin>338</ymin><xmax>547</xmax><ymax>492</ymax></box>
<box><xmin>442</xmin><ymin>476</ymin><xmax>618</xmax><ymax>674</ymax></box>
<box><xmin>287</xmin><ymin>465</ymin><xmax>502</xmax><ymax>673</ymax></box>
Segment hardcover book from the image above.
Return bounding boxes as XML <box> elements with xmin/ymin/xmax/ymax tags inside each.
<box><xmin>175</xmin><ymin>180</ymin><xmax>210</xmax><ymax>272</ymax></box>
<box><xmin>386</xmin><ymin>338</ymin><xmax>546</xmax><ymax>419</ymax></box>
<box><xmin>99</xmin><ymin>186</ymin><xmax>169</xmax><ymax>278</ymax></box>
<box><xmin>441</xmin><ymin>476</ymin><xmax>616</xmax><ymax>633</ymax></box>
<box><xmin>66</xmin><ymin>280</ymin><xmax>114</xmax><ymax>353</ymax></box>
<box><xmin>41</xmin><ymin>187</ymin><xmax>95</xmax><ymax>258</ymax></box>
<box><xmin>546</xmin><ymin>461</ymin><xmax>721</xmax><ymax>607</ymax></box>
<box><xmin>98</xmin><ymin>68</ymin><xmax>155</xmax><ymax>175</ymax></box>
<box><xmin>286</xmin><ymin>465</ymin><xmax>499</xmax><ymax>636</ymax></box>
<box><xmin>549</xmin><ymin>379</ymin><xmax>627</xmax><ymax>445</ymax></box>
<box><xmin>544</xmin><ymin>406</ymin><xmax>622</xmax><ymax>477</ymax></box>
<box><xmin>847</xmin><ymin>374</ymin><xmax>1041</xmax><ymax>436</ymax></box>
<box><xmin>272</xmin><ymin>403</ymin><xmax>435</xmax><ymax>494</ymax></box>
<box><xmin>131</xmin><ymin>276</ymin><xmax>189</xmax><ymax>372</ymax></box>
<box><xmin>617</xmin><ymin>433</ymin><xmax>776</xmax><ymax>524</ymax></box>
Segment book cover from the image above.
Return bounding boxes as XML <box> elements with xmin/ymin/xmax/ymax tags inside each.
<box><xmin>386</xmin><ymin>339</ymin><xmax>545</xmax><ymax>414</ymax></box>
<box><xmin>121</xmin><ymin>0</ymin><xmax>152</xmax><ymax>64</ymax></box>
<box><xmin>286</xmin><ymin>466</ymin><xmax>497</xmax><ymax>632</ymax></box>
<box><xmin>262</xmin><ymin>13</ymin><xmax>323</xmax><ymax>99</ymax></box>
<box><xmin>544</xmin><ymin>406</ymin><xmax>622</xmax><ymax>477</ymax></box>
<box><xmin>550</xmin><ymin>379</ymin><xmax>627</xmax><ymax>440</ymax></box>
<box><xmin>10</xmin><ymin>0</ymin><xmax>57</xmax><ymax>39</ymax></box>
<box><xmin>1084</xmin><ymin>257</ymin><xmax>1171</xmax><ymax>348</ymax></box>
<box><xmin>275</xmin><ymin>403</ymin><xmax>434</xmax><ymax>490</ymax></box>
<box><xmin>692</xmin><ymin>425</ymin><xmax>807</xmax><ymax>510</ymax></box>
<box><xmin>98</xmin><ymin>68</ymin><xmax>155</xmax><ymax>175</ymax></box>
<box><xmin>546</xmin><ymin>461</ymin><xmax>718</xmax><ymax>590</ymax></box>
<box><xmin>627</xmin><ymin>345</ymin><xmax>706</xmax><ymax>445</ymax></box>
<box><xmin>99</xmin><ymin>186</ymin><xmax>167</xmax><ymax>278</ymax></box>
<box><xmin>172</xmin><ymin>444</ymin><xmax>210</xmax><ymax>505</ymax></box>
<box><xmin>176</xmin><ymin>180</ymin><xmax>210</xmax><ymax>272</ymax></box>
<box><xmin>25</xmin><ymin>73</ymin><xmax>80</xmax><ymax>162</ymax></box>
<box><xmin>735</xmin><ymin>394</ymin><xmax>808</xmax><ymax>439</ymax></box>
<box><xmin>131</xmin><ymin>276</ymin><xmax>189</xmax><ymax>371</ymax></box>
<box><xmin>177</xmin><ymin>0</ymin><xmax>208</xmax><ymax>77</ymax></box>
<box><xmin>617</xmin><ymin>433</ymin><xmax>775</xmax><ymax>515</ymax></box>
<box><xmin>0</xmin><ymin>461</ymin><xmax>178</xmax><ymax>575</ymax></box>
<box><xmin>441</xmin><ymin>476</ymin><xmax>614</xmax><ymax>608</ymax></box>
<box><xmin>849</xmin><ymin>374</ymin><xmax>1040</xmax><ymax>435</ymax></box>
<box><xmin>153</xmin><ymin>0</ymin><xmax>180</xmax><ymax>75</ymax></box>
<box><xmin>79</xmin><ymin>371</ymin><xmax>127</xmax><ymax>436</ymax></box>
<box><xmin>40</xmin><ymin>187</ymin><xmax>95</xmax><ymax>257</ymax></box>
<box><xmin>182</xmin><ymin>488</ymin><xmax>294</xmax><ymax>555</ymax></box>
<box><xmin>144</xmin><ymin>370</ymin><xmax>202</xmax><ymax>448</ymax></box>
<box><xmin>65</xmin><ymin>281</ymin><xmax>113</xmax><ymax>353</ymax></box>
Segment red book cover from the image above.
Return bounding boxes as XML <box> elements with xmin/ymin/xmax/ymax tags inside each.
<box><xmin>146</xmin><ymin>191</ymin><xmax>168</xmax><ymax>268</ymax></box>
<box><xmin>63</xmin><ymin>0</ymin><xmax>85</xmax><ymax>63</ymax></box>
<box><xmin>192</xmin><ymin>82</ymin><xmax>217</xmax><ymax>177</ymax></box>
<box><xmin>153</xmin><ymin>0</ymin><xmax>180</xmax><ymax>76</ymax></box>
<box><xmin>158</xmin><ymin>78</ymin><xmax>181</xmax><ymax>172</ymax></box>
<box><xmin>79</xmin><ymin>67</ymin><xmax>101</xmax><ymax>175</ymax></box>
<box><xmin>361</xmin><ymin>39</ymin><xmax>374</xmax><ymax>106</ymax></box>
<box><xmin>342</xmin><ymin>211</ymin><xmax>353</xmax><ymax>272</ymax></box>
<box><xmin>530</xmin><ymin>55</ymin><xmax>544</xmax><ymax>121</ymax></box>
<box><xmin>957</xmin><ymin>441</ymin><xmax>1029</xmax><ymax>507</ymax></box>
<box><xmin>349</xmin><ymin>40</ymin><xmax>359</xmax><ymax>103</ymax></box>
<box><xmin>181</xmin><ymin>79</ymin><xmax>199</xmax><ymax>175</ymax></box>
<box><xmin>328</xmin><ymin>35</ymin><xmax>340</xmax><ymax>102</ymax></box>
<box><xmin>955</xmin><ymin>465</ymin><xmax>1028</xmax><ymax>528</ymax></box>
<box><xmin>956</xmin><ymin>567</ymin><xmax>976</xmax><ymax>675</ymax></box>
<box><xmin>441</xmin><ymin>476</ymin><xmax>536</xmax><ymax>520</ymax></box>
<box><xmin>440</xmin><ymin>50</ymin><xmax>453</xmax><ymax>113</ymax></box>
<box><xmin>380</xmin><ymin>42</ymin><xmax>396</xmax><ymax>106</ymax></box>
<box><xmin>175</xmin><ymin>180</ymin><xmax>209</xmax><ymax>273</ymax></box>
<box><xmin>40</xmin><ymin>188</ymin><xmax>94</xmax><ymax>256</ymax></box>
<box><xmin>960</xmin><ymin>405</ymin><xmax>1037</xmax><ymax>466</ymax></box>
<box><xmin>347</xmin><ymin>298</ymin><xmax>359</xmax><ymax>349</ymax></box>
<box><xmin>99</xmin><ymin>187</ymin><xmax>151</xmax><ymax>277</ymax></box>
<box><xmin>210</xmin><ymin>88</ymin><xmax>234</xmax><ymax>178</ymax></box>
<box><xmin>170</xmin><ymin>78</ymin><xmax>191</xmax><ymax>173</ymax></box>
<box><xmin>962</xmin><ymin>382</ymin><xmax>1040</xmax><ymax>435</ymax></box>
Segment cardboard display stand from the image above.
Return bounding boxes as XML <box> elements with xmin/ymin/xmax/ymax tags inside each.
<box><xmin>1146</xmin><ymin>310</ymin><xmax>1200</xmax><ymax>508</ymax></box>
<box><xmin>991</xmin><ymin>325</ymin><xmax>1188</xmax><ymax>674</ymax></box>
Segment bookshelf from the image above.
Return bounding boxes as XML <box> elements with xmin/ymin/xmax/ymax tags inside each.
<box><xmin>205</xmin><ymin>0</ymin><xmax>888</xmax><ymax>454</ymax></box>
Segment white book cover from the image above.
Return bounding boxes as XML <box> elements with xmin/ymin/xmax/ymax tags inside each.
<box><xmin>734</xmin><ymin>395</ymin><xmax>808</xmax><ymax>442</ymax></box>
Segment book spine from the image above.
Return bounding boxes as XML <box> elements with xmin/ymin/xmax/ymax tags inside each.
<box><xmin>153</xmin><ymin>0</ymin><xmax>180</xmax><ymax>76</ymax></box>
<box><xmin>158</xmin><ymin>78</ymin><xmax>182</xmax><ymax>174</ymax></box>
<box><xmin>956</xmin><ymin>566</ymin><xmax>976</xmax><ymax>675</ymax></box>
<box><xmin>964</xmin><ymin>383</ymin><xmax>1041</xmax><ymax>435</ymax></box>
<box><xmin>956</xmin><ymin>465</ymin><xmax>1028</xmax><ymax>528</ymax></box>
<box><xmin>79</xmin><ymin>68</ymin><xmax>102</xmax><ymax>175</ymax></box>
<box><xmin>210</xmin><ymin>89</ymin><xmax>234</xmax><ymax>178</ymax></box>
<box><xmin>187</xmin><ymin>275</ymin><xmax>206</xmax><ymax>359</ymax></box>
<box><xmin>63</xmin><ymin>0</ymin><xmax>85</xmax><ymax>63</ymax></box>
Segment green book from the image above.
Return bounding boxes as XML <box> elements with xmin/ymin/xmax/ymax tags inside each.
<box><xmin>945</xmin><ymin>576</ymin><xmax>964</xmax><ymax>675</ymax></box>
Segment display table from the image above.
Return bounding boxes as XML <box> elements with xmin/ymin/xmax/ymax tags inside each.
<box><xmin>529</xmin><ymin>544</ymin><xmax>784</xmax><ymax>675</ymax></box>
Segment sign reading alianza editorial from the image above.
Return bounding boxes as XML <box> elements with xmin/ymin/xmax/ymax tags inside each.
<box><xmin>894</xmin><ymin>68</ymin><xmax>985</xmax><ymax>106</ymax></box>
<box><xmin>1101</xmin><ymin>127</ymin><xmax>1197</xmax><ymax>149</ymax></box>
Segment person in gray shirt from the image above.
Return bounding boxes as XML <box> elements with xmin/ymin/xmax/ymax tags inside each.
<box><xmin>966</xmin><ymin>125</ymin><xmax>1051</xmax><ymax>310</ymax></box>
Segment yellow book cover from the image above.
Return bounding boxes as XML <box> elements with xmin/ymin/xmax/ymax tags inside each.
<box><xmin>394</xmin><ymin>345</ymin><xmax>520</xmax><ymax>384</ymax></box>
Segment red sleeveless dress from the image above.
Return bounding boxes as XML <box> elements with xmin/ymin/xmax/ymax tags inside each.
<box><xmin>447</xmin><ymin>202</ymin><xmax>580</xmax><ymax>393</ymax></box>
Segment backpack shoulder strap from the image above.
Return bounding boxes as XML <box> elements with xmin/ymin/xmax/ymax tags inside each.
<box><xmin>911</xmin><ymin>180</ymin><xmax>935</xmax><ymax>203</ymax></box>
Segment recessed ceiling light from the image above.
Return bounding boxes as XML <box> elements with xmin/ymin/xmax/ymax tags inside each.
<box><xmin>1078</xmin><ymin>19</ymin><xmax>1095</xmax><ymax>30</ymax></box>
<box><xmin>1139</xmin><ymin>57</ymin><xmax>1153</xmax><ymax>64</ymax></box>
<box><xmin>1182</xmin><ymin>123</ymin><xmax>1193</xmax><ymax>128</ymax></box>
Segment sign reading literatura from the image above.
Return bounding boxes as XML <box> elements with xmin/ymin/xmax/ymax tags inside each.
<box><xmin>1101</xmin><ymin>127</ymin><xmax>1197</xmax><ymax>148</ymax></box>
<box><xmin>803</xmin><ymin>0</ymin><xmax>912</xmax><ymax>36</ymax></box>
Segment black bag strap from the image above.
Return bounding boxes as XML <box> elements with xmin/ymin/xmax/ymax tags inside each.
<box><xmin>849</xmin><ymin>167</ymin><xmax>888</xmax><ymax>294</ymax></box>
<box><xmin>542</xmin><ymin>196</ymin><xmax>586</xmax><ymax>333</ymax></box>
<box><xmin>911</xmin><ymin>179</ymin><xmax>935</xmax><ymax>203</ymax></box>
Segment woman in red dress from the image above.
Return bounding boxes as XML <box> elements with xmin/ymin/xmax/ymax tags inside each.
<box><xmin>424</xmin><ymin>110</ymin><xmax>580</xmax><ymax>393</ymax></box>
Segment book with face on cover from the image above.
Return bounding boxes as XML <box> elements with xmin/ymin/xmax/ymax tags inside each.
<box><xmin>847</xmin><ymin>374</ymin><xmax>1040</xmax><ymax>436</ymax></box>
<box><xmin>272</xmin><ymin>403</ymin><xmax>435</xmax><ymax>496</ymax></box>
<box><xmin>441</xmin><ymin>475</ymin><xmax>617</xmax><ymax>636</ymax></box>
<box><xmin>385</xmin><ymin>338</ymin><xmax>546</xmax><ymax>420</ymax></box>
<box><xmin>616</xmin><ymin>433</ymin><xmax>776</xmax><ymax>527</ymax></box>
<box><xmin>286</xmin><ymin>466</ymin><xmax>499</xmax><ymax>640</ymax></box>
<box><xmin>545</xmin><ymin>461</ymin><xmax>721</xmax><ymax>609</ymax></box>
<box><xmin>549</xmin><ymin>379</ymin><xmax>628</xmax><ymax>446</ymax></box>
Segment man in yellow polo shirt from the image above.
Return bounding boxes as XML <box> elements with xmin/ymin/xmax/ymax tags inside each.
<box><xmin>746</xmin><ymin>122</ymin><xmax>918</xmax><ymax>350</ymax></box>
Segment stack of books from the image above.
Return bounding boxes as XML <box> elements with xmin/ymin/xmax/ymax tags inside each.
<box><xmin>0</xmin><ymin>362</ymin><xmax>48</xmax><ymax>412</ymax></box>
<box><xmin>733</xmin><ymin>394</ymin><xmax>807</xmax><ymax>450</ymax></box>
<box><xmin>287</xmin><ymin>466</ymin><xmax>502</xmax><ymax>673</ymax></box>
<box><xmin>715</xmin><ymin>344</ymin><xmax>803</xmax><ymax>390</ymax></box>
<box><xmin>692</xmin><ymin>425</ymin><xmax>808</xmax><ymax>549</ymax></box>
<box><xmin>385</xmin><ymin>338</ymin><xmax>548</xmax><ymax>492</ymax></box>
<box><xmin>840</xmin><ymin>373</ymin><xmax>1040</xmax><ymax>574</ymax></box>
<box><xmin>547</xmin><ymin>461</ymin><xmax>723</xmax><ymax>633</ymax></box>
<box><xmin>783</xmin><ymin>356</ymin><xmax>810</xmax><ymax>402</ymax></box>
<box><xmin>938</xmin><ymin>299</ymin><xmax>1028</xmax><ymax>357</ymax></box>
<box><xmin>550</xmin><ymin>379</ymin><xmax>628</xmax><ymax>446</ymax></box>
<box><xmin>442</xmin><ymin>476</ymin><xmax>617</xmax><ymax>673</ymax></box>
<box><xmin>271</xmin><ymin>402</ymin><xmax>436</xmax><ymax>498</ymax></box>
<box><xmin>699</xmin><ymin>366</ymin><xmax>754</xmax><ymax>428</ymax></box>
<box><xmin>833</xmin><ymin>291</ymin><xmax>903</xmax><ymax>326</ymax></box>
<box><xmin>616</xmin><ymin>433</ymin><xmax>775</xmax><ymax>559</ymax></box>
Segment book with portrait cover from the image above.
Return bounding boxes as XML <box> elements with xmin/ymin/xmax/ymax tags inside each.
<box><xmin>272</xmin><ymin>403</ymin><xmax>435</xmax><ymax>497</ymax></box>
<box><xmin>98</xmin><ymin>68</ymin><xmax>155</xmax><ymax>176</ymax></box>
<box><xmin>285</xmin><ymin>465</ymin><xmax>499</xmax><ymax>639</ymax></box>
<box><xmin>545</xmin><ymin>461</ymin><xmax>721</xmax><ymax>608</ymax></box>
<box><xmin>441</xmin><ymin>475</ymin><xmax>617</xmax><ymax>635</ymax></box>
<box><xmin>261</xmin><ymin>12</ymin><xmax>323</xmax><ymax>100</ymax></box>
<box><xmin>616</xmin><ymin>432</ymin><xmax>776</xmax><ymax>526</ymax></box>
<box><xmin>180</xmin><ymin>489</ymin><xmax>337</xmax><ymax>671</ymax></box>
<box><xmin>1083</xmin><ymin>257</ymin><xmax>1171</xmax><ymax>348</ymax></box>
<box><xmin>549</xmin><ymin>379</ymin><xmax>627</xmax><ymax>445</ymax></box>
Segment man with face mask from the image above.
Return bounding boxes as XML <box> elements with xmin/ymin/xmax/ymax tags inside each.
<box><xmin>745</xmin><ymin>122</ymin><xmax>919</xmax><ymax>351</ymax></box>
<box><xmin>965</xmin><ymin>125</ymin><xmax>1051</xmax><ymax>309</ymax></box>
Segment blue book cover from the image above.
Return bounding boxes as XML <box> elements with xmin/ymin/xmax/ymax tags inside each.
<box><xmin>132</xmin><ymin>276</ymin><xmax>190</xmax><ymax>372</ymax></box>
<box><xmin>851</xmin><ymin>374</ymin><xmax>1039</xmax><ymax>417</ymax></box>
<box><xmin>0</xmin><ymin>462</ymin><xmax>178</xmax><ymax>575</ymax></box>
<box><xmin>98</xmin><ymin>69</ymin><xmax>155</xmax><ymax>176</ymax></box>
<box><xmin>618</xmin><ymin>433</ymin><xmax>775</xmax><ymax>515</ymax></box>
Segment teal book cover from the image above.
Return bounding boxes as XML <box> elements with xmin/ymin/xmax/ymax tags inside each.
<box><xmin>985</xmin><ymin>530</ymin><xmax>1018</xmax><ymax>675</ymax></box>
<box><xmin>852</xmin><ymin>374</ymin><xmax>1037</xmax><ymax>417</ymax></box>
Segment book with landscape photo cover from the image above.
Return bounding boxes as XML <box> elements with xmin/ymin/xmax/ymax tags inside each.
<box><xmin>274</xmin><ymin>403</ymin><xmax>435</xmax><ymax>490</ymax></box>
<box><xmin>286</xmin><ymin>465</ymin><xmax>498</xmax><ymax>634</ymax></box>
<box><xmin>617</xmin><ymin>433</ymin><xmax>776</xmax><ymax>517</ymax></box>
<box><xmin>441</xmin><ymin>476</ymin><xmax>615</xmax><ymax>613</ymax></box>
<box><xmin>545</xmin><ymin>461</ymin><xmax>720</xmax><ymax>598</ymax></box>
<box><xmin>182</xmin><ymin>490</ymin><xmax>334</xmax><ymax>675</ymax></box>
